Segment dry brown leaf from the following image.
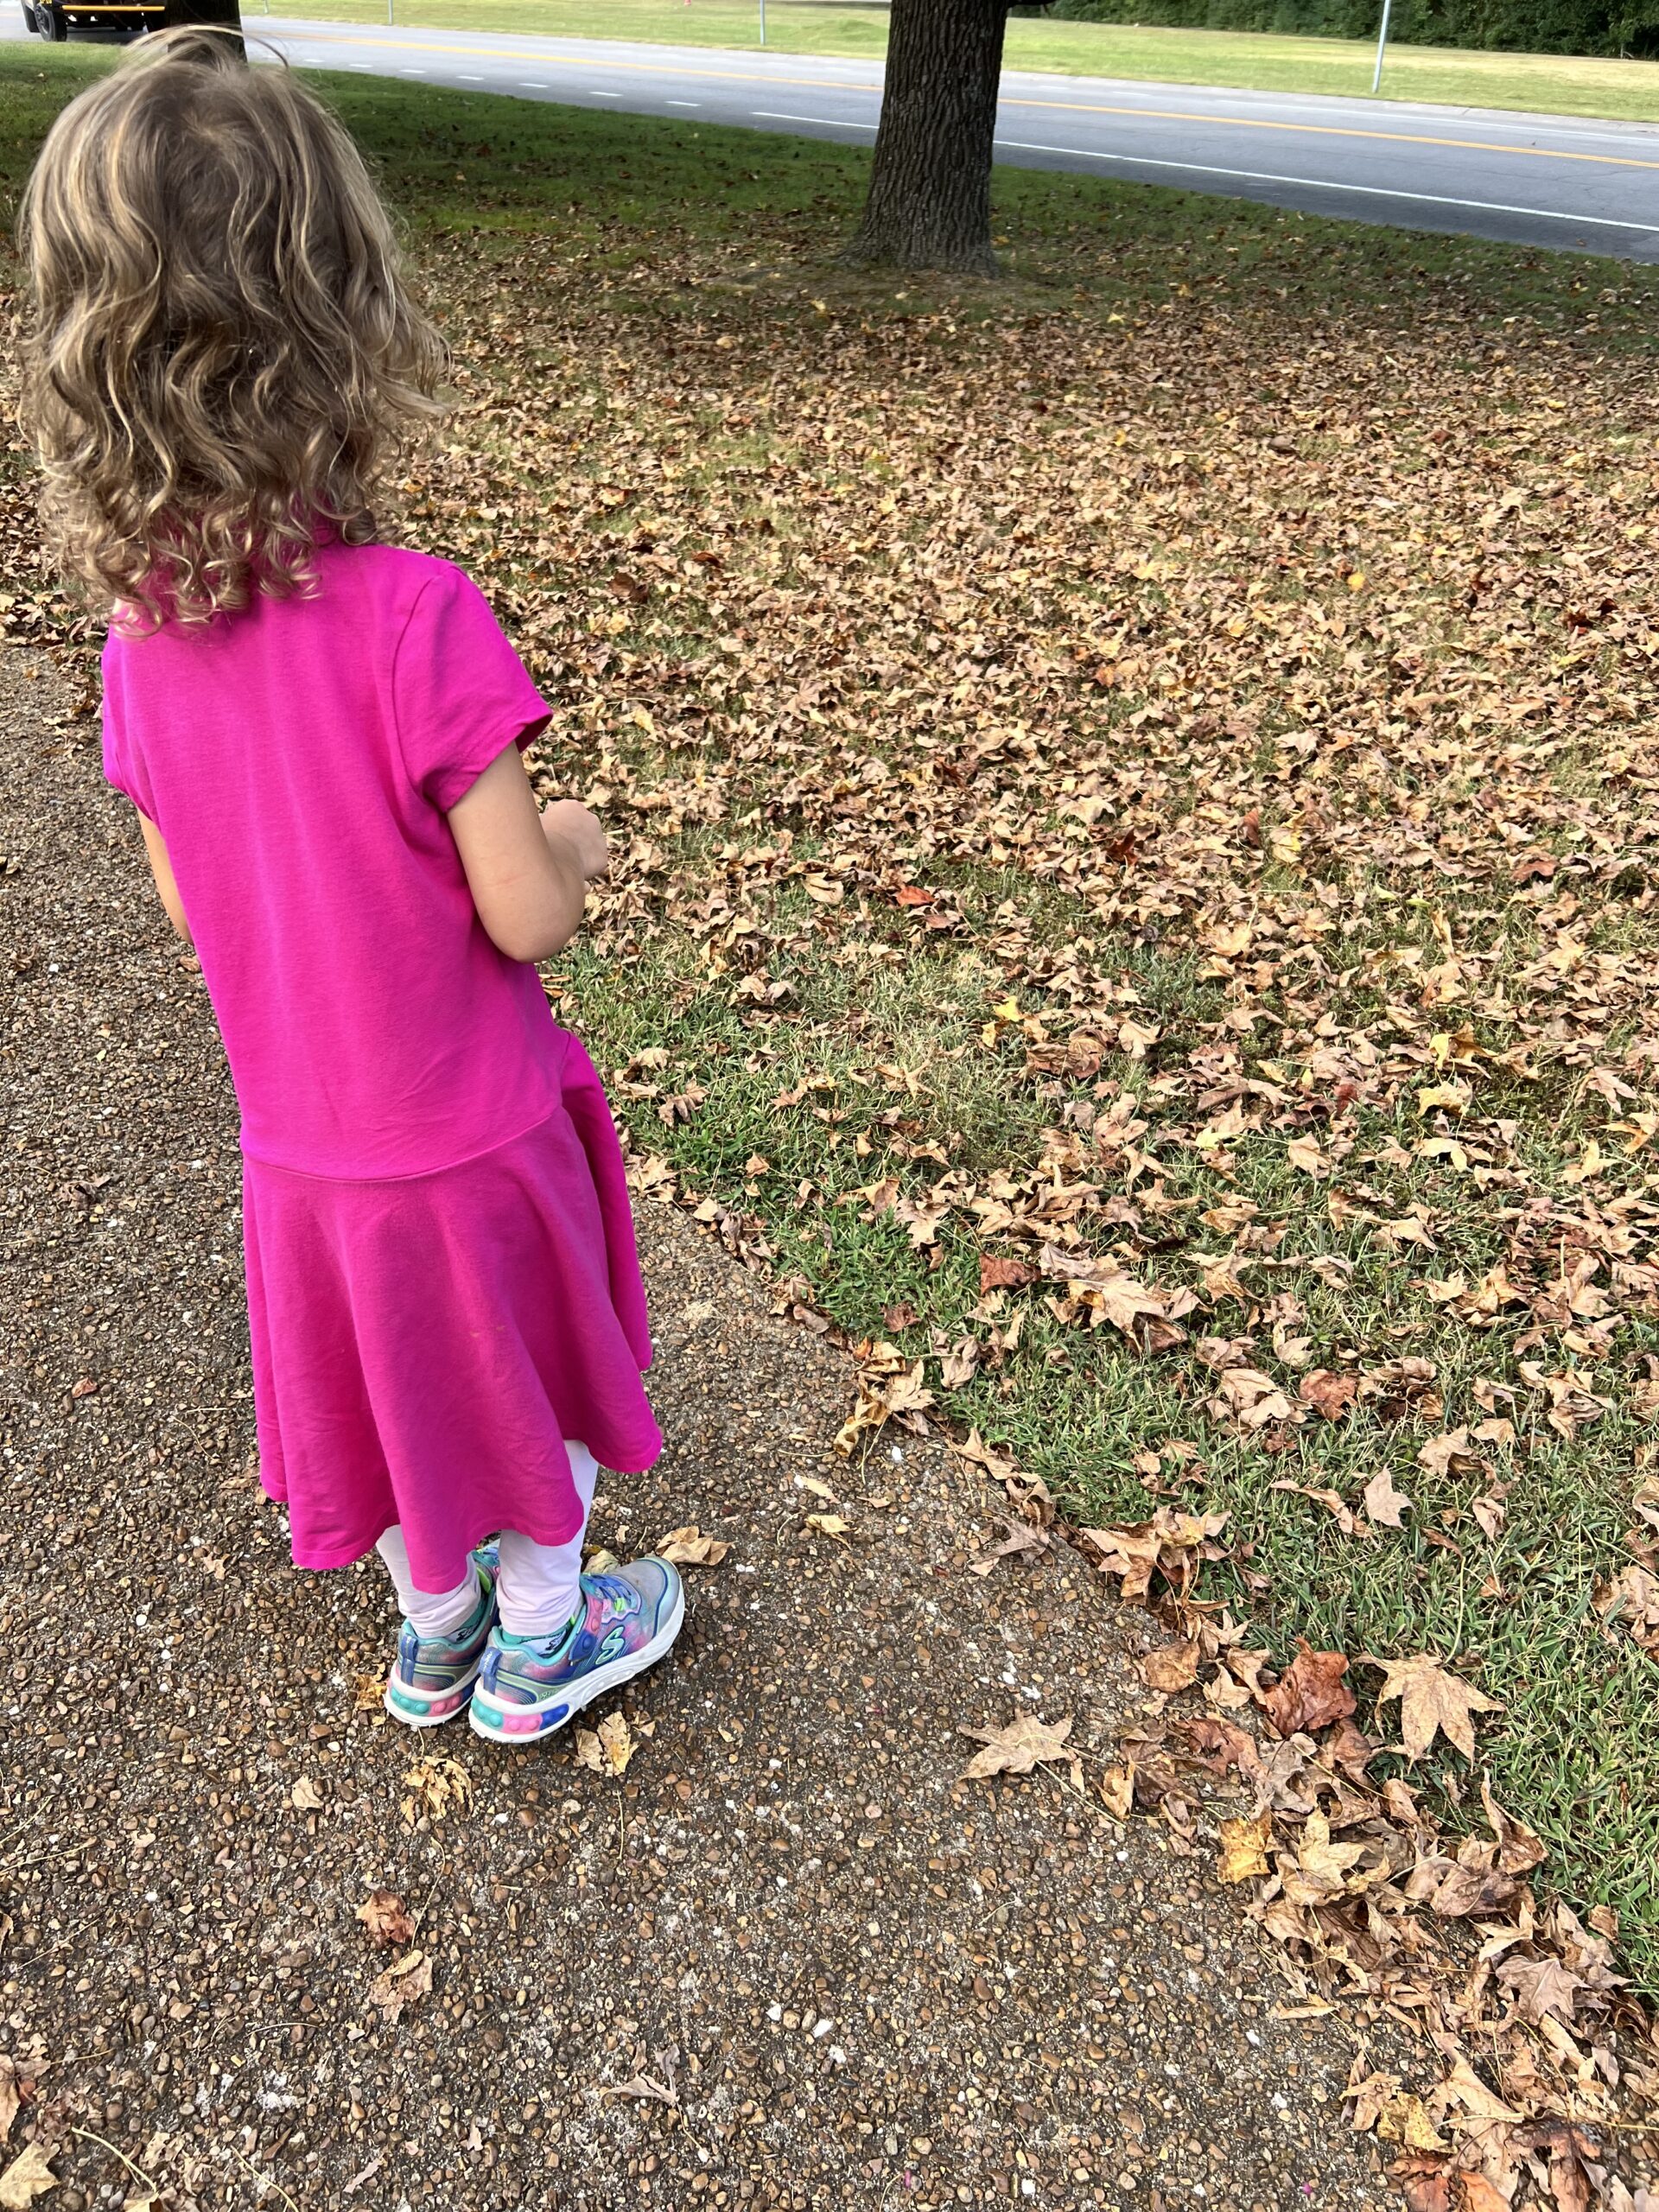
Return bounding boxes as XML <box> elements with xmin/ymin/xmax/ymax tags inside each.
<box><xmin>1363</xmin><ymin>1467</ymin><xmax>1413</xmax><ymax>1529</ymax></box>
<box><xmin>804</xmin><ymin>1512</ymin><xmax>852</xmax><ymax>1541</ymax></box>
<box><xmin>1139</xmin><ymin>1641</ymin><xmax>1201</xmax><ymax>1694</ymax></box>
<box><xmin>1258</xmin><ymin>1642</ymin><xmax>1356</xmax><ymax>1738</ymax></box>
<box><xmin>1377</xmin><ymin>2097</ymin><xmax>1450</xmax><ymax>2153</ymax></box>
<box><xmin>1217</xmin><ymin>1813</ymin><xmax>1272</xmax><ymax>1884</ymax></box>
<box><xmin>1370</xmin><ymin>1653</ymin><xmax>1502</xmax><ymax>1762</ymax></box>
<box><xmin>1458</xmin><ymin>2177</ymin><xmax>1510</xmax><ymax>2212</ymax></box>
<box><xmin>366</xmin><ymin>1948</ymin><xmax>432</xmax><ymax>2022</ymax></box>
<box><xmin>401</xmin><ymin>1756</ymin><xmax>473</xmax><ymax>1826</ymax></box>
<box><xmin>0</xmin><ymin>2143</ymin><xmax>54</xmax><ymax>2212</ymax></box>
<box><xmin>575</xmin><ymin>1712</ymin><xmax>636</xmax><ymax>1777</ymax></box>
<box><xmin>1299</xmin><ymin>1369</ymin><xmax>1357</xmax><ymax>1421</ymax></box>
<box><xmin>355</xmin><ymin>1891</ymin><xmax>416</xmax><ymax>1951</ymax></box>
<box><xmin>0</xmin><ymin>2065</ymin><xmax>16</xmax><ymax>2151</ymax></box>
<box><xmin>1417</xmin><ymin>1428</ymin><xmax>1484</xmax><ymax>1479</ymax></box>
<box><xmin>959</xmin><ymin>1713</ymin><xmax>1079</xmax><ymax>1787</ymax></box>
<box><xmin>656</xmin><ymin>1524</ymin><xmax>731</xmax><ymax>1567</ymax></box>
<box><xmin>1099</xmin><ymin>1763</ymin><xmax>1135</xmax><ymax>1820</ymax></box>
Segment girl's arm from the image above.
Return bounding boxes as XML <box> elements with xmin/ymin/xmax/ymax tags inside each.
<box><xmin>447</xmin><ymin>744</ymin><xmax>608</xmax><ymax>965</ymax></box>
<box><xmin>137</xmin><ymin>812</ymin><xmax>191</xmax><ymax>941</ymax></box>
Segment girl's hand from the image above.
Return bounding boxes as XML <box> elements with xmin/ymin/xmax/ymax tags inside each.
<box><xmin>448</xmin><ymin>753</ymin><xmax>604</xmax><ymax>965</ymax></box>
<box><xmin>541</xmin><ymin>798</ymin><xmax>610</xmax><ymax>882</ymax></box>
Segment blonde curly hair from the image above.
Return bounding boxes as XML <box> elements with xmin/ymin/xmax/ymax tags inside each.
<box><xmin>20</xmin><ymin>29</ymin><xmax>447</xmax><ymax>627</ymax></box>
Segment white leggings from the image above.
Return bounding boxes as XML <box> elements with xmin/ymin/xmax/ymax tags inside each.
<box><xmin>376</xmin><ymin>1440</ymin><xmax>600</xmax><ymax>1642</ymax></box>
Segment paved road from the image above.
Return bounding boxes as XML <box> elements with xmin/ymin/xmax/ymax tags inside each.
<box><xmin>13</xmin><ymin>11</ymin><xmax>1659</xmax><ymax>257</ymax></box>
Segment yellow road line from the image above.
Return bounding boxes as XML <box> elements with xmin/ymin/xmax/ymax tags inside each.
<box><xmin>273</xmin><ymin>25</ymin><xmax>1659</xmax><ymax>172</ymax></box>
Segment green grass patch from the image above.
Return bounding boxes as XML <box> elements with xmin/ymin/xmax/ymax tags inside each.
<box><xmin>245</xmin><ymin>0</ymin><xmax>1659</xmax><ymax>123</ymax></box>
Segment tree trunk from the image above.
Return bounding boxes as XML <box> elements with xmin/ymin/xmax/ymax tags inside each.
<box><xmin>162</xmin><ymin>0</ymin><xmax>245</xmax><ymax>55</ymax></box>
<box><xmin>847</xmin><ymin>0</ymin><xmax>1009</xmax><ymax>276</ymax></box>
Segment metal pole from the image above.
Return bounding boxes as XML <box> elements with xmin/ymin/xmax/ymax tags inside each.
<box><xmin>1371</xmin><ymin>0</ymin><xmax>1392</xmax><ymax>93</ymax></box>
<box><xmin>759</xmin><ymin>0</ymin><xmax>766</xmax><ymax>44</ymax></box>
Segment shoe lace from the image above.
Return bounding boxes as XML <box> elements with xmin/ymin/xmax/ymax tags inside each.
<box><xmin>585</xmin><ymin>1571</ymin><xmax>637</xmax><ymax>1614</ymax></box>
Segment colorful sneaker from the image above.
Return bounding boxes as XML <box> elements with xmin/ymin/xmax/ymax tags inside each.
<box><xmin>468</xmin><ymin>1558</ymin><xmax>684</xmax><ymax>1743</ymax></box>
<box><xmin>383</xmin><ymin>1548</ymin><xmax>499</xmax><ymax>1729</ymax></box>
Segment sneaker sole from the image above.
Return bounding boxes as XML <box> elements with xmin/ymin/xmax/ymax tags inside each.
<box><xmin>467</xmin><ymin>1584</ymin><xmax>686</xmax><ymax>1743</ymax></box>
<box><xmin>383</xmin><ymin>1654</ymin><xmax>483</xmax><ymax>1729</ymax></box>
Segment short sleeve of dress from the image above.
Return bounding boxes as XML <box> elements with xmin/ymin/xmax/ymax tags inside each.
<box><xmin>391</xmin><ymin>562</ymin><xmax>552</xmax><ymax>813</ymax></box>
<box><xmin>100</xmin><ymin>630</ymin><xmax>157</xmax><ymax>821</ymax></box>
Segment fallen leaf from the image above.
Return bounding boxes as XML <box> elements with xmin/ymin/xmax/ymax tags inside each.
<box><xmin>656</xmin><ymin>1524</ymin><xmax>731</xmax><ymax>1567</ymax></box>
<box><xmin>1299</xmin><ymin>1369</ymin><xmax>1357</xmax><ymax>1421</ymax></box>
<box><xmin>804</xmin><ymin>1512</ymin><xmax>852</xmax><ymax>1541</ymax></box>
<box><xmin>1497</xmin><ymin>1954</ymin><xmax>1586</xmax><ymax>2025</ymax></box>
<box><xmin>366</xmin><ymin>1948</ymin><xmax>432</xmax><ymax>2022</ymax></box>
<box><xmin>1459</xmin><ymin>2177</ymin><xmax>1510</xmax><ymax>2212</ymax></box>
<box><xmin>1139</xmin><ymin>1641</ymin><xmax>1201</xmax><ymax>1694</ymax></box>
<box><xmin>1370</xmin><ymin>1653</ymin><xmax>1503</xmax><ymax>1761</ymax></box>
<box><xmin>1099</xmin><ymin>1763</ymin><xmax>1135</xmax><ymax>1819</ymax></box>
<box><xmin>959</xmin><ymin>1713</ymin><xmax>1079</xmax><ymax>1786</ymax></box>
<box><xmin>400</xmin><ymin>1756</ymin><xmax>474</xmax><ymax>1826</ymax></box>
<box><xmin>355</xmin><ymin>1891</ymin><xmax>415</xmax><ymax>1951</ymax></box>
<box><xmin>575</xmin><ymin>1712</ymin><xmax>635</xmax><ymax>1777</ymax></box>
<box><xmin>1217</xmin><ymin>1813</ymin><xmax>1272</xmax><ymax>1884</ymax></box>
<box><xmin>979</xmin><ymin>1255</ymin><xmax>1036</xmax><ymax>1292</ymax></box>
<box><xmin>1378</xmin><ymin>2097</ymin><xmax>1450</xmax><ymax>2153</ymax></box>
<box><xmin>1363</xmin><ymin>1467</ymin><xmax>1413</xmax><ymax>1529</ymax></box>
<box><xmin>0</xmin><ymin>2065</ymin><xmax>15</xmax><ymax>2150</ymax></box>
<box><xmin>289</xmin><ymin>1776</ymin><xmax>324</xmax><ymax>1812</ymax></box>
<box><xmin>0</xmin><ymin>2143</ymin><xmax>54</xmax><ymax>2212</ymax></box>
<box><xmin>1417</xmin><ymin>1427</ymin><xmax>1483</xmax><ymax>1479</ymax></box>
<box><xmin>1258</xmin><ymin>1643</ymin><xmax>1356</xmax><ymax>1738</ymax></box>
<box><xmin>599</xmin><ymin>2069</ymin><xmax>677</xmax><ymax>2107</ymax></box>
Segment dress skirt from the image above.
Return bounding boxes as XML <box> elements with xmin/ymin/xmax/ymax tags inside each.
<box><xmin>243</xmin><ymin>1027</ymin><xmax>662</xmax><ymax>1593</ymax></box>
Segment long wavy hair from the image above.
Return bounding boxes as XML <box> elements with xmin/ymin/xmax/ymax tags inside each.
<box><xmin>19</xmin><ymin>29</ymin><xmax>447</xmax><ymax>627</ymax></box>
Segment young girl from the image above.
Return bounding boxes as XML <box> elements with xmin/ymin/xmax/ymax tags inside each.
<box><xmin>22</xmin><ymin>29</ymin><xmax>683</xmax><ymax>1742</ymax></box>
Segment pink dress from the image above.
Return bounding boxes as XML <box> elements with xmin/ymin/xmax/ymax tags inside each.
<box><xmin>102</xmin><ymin>542</ymin><xmax>662</xmax><ymax>1591</ymax></box>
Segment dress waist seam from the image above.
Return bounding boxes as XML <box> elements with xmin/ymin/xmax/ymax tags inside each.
<box><xmin>240</xmin><ymin>1098</ymin><xmax>567</xmax><ymax>1187</ymax></box>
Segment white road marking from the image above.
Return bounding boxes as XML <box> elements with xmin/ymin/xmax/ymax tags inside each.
<box><xmin>458</xmin><ymin>72</ymin><xmax>483</xmax><ymax>79</ymax></box>
<box><xmin>666</xmin><ymin>99</ymin><xmax>699</xmax><ymax>107</ymax></box>
<box><xmin>520</xmin><ymin>79</ymin><xmax>549</xmax><ymax>87</ymax></box>
<box><xmin>589</xmin><ymin>88</ymin><xmax>619</xmax><ymax>96</ymax></box>
<box><xmin>752</xmin><ymin>110</ymin><xmax>876</xmax><ymax>129</ymax></box>
<box><xmin>994</xmin><ymin>137</ymin><xmax>1658</xmax><ymax>231</ymax></box>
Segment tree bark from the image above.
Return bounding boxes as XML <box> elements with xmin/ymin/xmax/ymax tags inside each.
<box><xmin>847</xmin><ymin>0</ymin><xmax>1010</xmax><ymax>276</ymax></box>
<box><xmin>162</xmin><ymin>0</ymin><xmax>245</xmax><ymax>55</ymax></box>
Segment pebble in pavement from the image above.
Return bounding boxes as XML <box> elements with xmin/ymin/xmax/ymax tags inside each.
<box><xmin>0</xmin><ymin>656</ymin><xmax>1401</xmax><ymax>2209</ymax></box>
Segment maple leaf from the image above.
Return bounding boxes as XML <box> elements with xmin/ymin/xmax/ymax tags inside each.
<box><xmin>958</xmin><ymin>1713</ymin><xmax>1080</xmax><ymax>1787</ymax></box>
<box><xmin>1363</xmin><ymin>1467</ymin><xmax>1412</xmax><ymax>1529</ymax></box>
<box><xmin>1368</xmin><ymin>1653</ymin><xmax>1503</xmax><ymax>1761</ymax></box>
<box><xmin>1497</xmin><ymin>1953</ymin><xmax>1586</xmax><ymax>2026</ymax></box>
<box><xmin>355</xmin><ymin>1890</ymin><xmax>415</xmax><ymax>1951</ymax></box>
<box><xmin>1257</xmin><ymin>1642</ymin><xmax>1356</xmax><ymax>1738</ymax></box>
<box><xmin>1298</xmin><ymin>1369</ymin><xmax>1357</xmax><ymax>1421</ymax></box>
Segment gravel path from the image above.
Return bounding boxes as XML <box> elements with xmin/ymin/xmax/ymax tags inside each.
<box><xmin>0</xmin><ymin>649</ymin><xmax>1401</xmax><ymax>2210</ymax></box>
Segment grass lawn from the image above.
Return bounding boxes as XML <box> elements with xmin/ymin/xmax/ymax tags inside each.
<box><xmin>245</xmin><ymin>0</ymin><xmax>1659</xmax><ymax>123</ymax></box>
<box><xmin>3</xmin><ymin>52</ymin><xmax>1657</xmax><ymax>1998</ymax></box>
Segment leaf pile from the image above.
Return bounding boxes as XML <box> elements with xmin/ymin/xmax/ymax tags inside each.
<box><xmin>1051</xmin><ymin>1490</ymin><xmax>1658</xmax><ymax>2208</ymax></box>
